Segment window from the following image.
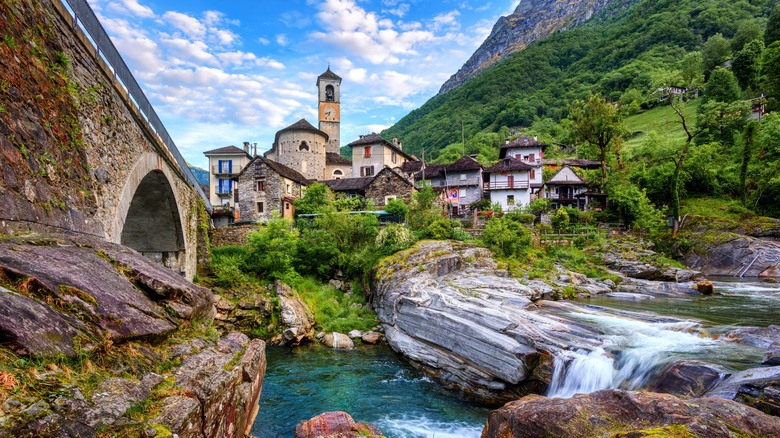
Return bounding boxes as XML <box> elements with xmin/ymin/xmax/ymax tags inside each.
<box><xmin>391</xmin><ymin>152</ymin><xmax>397</xmax><ymax>164</ymax></box>
<box><xmin>360</xmin><ymin>166</ymin><xmax>374</xmax><ymax>177</ymax></box>
<box><xmin>364</xmin><ymin>146</ymin><xmax>371</xmax><ymax>158</ymax></box>
<box><xmin>507</xmin><ymin>195</ymin><xmax>515</xmax><ymax>205</ymax></box>
<box><xmin>530</xmin><ymin>169</ymin><xmax>536</xmax><ymax>179</ymax></box>
<box><xmin>218</xmin><ymin>178</ymin><xmax>231</xmax><ymax>194</ymax></box>
<box><xmin>234</xmin><ymin>187</ymin><xmax>239</xmax><ymax>202</ymax></box>
<box><xmin>256</xmin><ymin>180</ymin><xmax>265</xmax><ymax>192</ymax></box>
<box><xmin>257</xmin><ymin>202</ymin><xmax>264</xmax><ymax>213</ymax></box>
<box><xmin>325</xmin><ymin>85</ymin><xmax>335</xmax><ymax>102</ymax></box>
<box><xmin>217</xmin><ymin>160</ymin><xmax>232</xmax><ymax>174</ymax></box>
<box><xmin>529</xmin><ymin>153</ymin><xmax>535</xmax><ymax>162</ymax></box>
<box><xmin>299</xmin><ymin>141</ymin><xmax>309</xmax><ymax>151</ymax></box>
<box><xmin>507</xmin><ymin>175</ymin><xmax>515</xmax><ymax>188</ymax></box>
<box><xmin>460</xmin><ymin>188</ymin><xmax>467</xmax><ymax>198</ymax></box>
<box><xmin>333</xmin><ymin>169</ymin><xmax>343</xmax><ymax>179</ymax></box>
<box><xmin>522</xmin><ymin>155</ymin><xmax>529</xmax><ymax>162</ymax></box>
<box><xmin>460</xmin><ymin>174</ymin><xmax>467</xmax><ymax>181</ymax></box>
<box><xmin>286</xmin><ymin>184</ymin><xmax>291</xmax><ymax>194</ymax></box>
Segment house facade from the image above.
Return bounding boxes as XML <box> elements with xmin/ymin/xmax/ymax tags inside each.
<box><xmin>414</xmin><ymin>155</ymin><xmax>484</xmax><ymax>214</ymax></box>
<box><xmin>235</xmin><ymin>156</ymin><xmax>309</xmax><ymax>223</ymax></box>
<box><xmin>348</xmin><ymin>133</ymin><xmax>415</xmax><ymax>178</ymax></box>
<box><xmin>543</xmin><ymin>166</ymin><xmax>589</xmax><ymax>210</ymax></box>
<box><xmin>203</xmin><ymin>144</ymin><xmax>252</xmax><ymax>226</ymax></box>
<box><xmin>483</xmin><ymin>157</ymin><xmax>538</xmax><ymax>211</ymax></box>
<box><xmin>323</xmin><ymin>167</ymin><xmax>416</xmax><ymax>207</ymax></box>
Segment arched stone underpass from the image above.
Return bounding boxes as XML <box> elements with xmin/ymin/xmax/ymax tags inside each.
<box><xmin>120</xmin><ymin>170</ymin><xmax>185</xmax><ymax>272</ymax></box>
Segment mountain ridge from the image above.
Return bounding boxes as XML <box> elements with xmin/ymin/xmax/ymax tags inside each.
<box><xmin>438</xmin><ymin>0</ymin><xmax>634</xmax><ymax>95</ymax></box>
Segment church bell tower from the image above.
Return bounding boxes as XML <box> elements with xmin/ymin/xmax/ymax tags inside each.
<box><xmin>317</xmin><ymin>67</ymin><xmax>342</xmax><ymax>154</ymax></box>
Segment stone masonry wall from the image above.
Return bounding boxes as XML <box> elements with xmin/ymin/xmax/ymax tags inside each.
<box><xmin>365</xmin><ymin>170</ymin><xmax>416</xmax><ymax>206</ymax></box>
<box><xmin>237</xmin><ymin>160</ymin><xmax>302</xmax><ymax>223</ymax></box>
<box><xmin>0</xmin><ymin>0</ymin><xmax>201</xmax><ymax>278</ymax></box>
<box><xmin>210</xmin><ymin>223</ymin><xmax>257</xmax><ymax>247</ymax></box>
<box><xmin>276</xmin><ymin>130</ymin><xmax>327</xmax><ymax>181</ymax></box>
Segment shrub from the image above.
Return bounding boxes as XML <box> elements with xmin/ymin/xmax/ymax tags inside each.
<box><xmin>210</xmin><ymin>245</ymin><xmax>252</xmax><ymax>287</ymax></box>
<box><xmin>480</xmin><ymin>217</ymin><xmax>532</xmax><ymax>258</ymax></box>
<box><xmin>551</xmin><ymin>208</ymin><xmax>571</xmax><ymax>229</ymax></box>
<box><xmin>428</xmin><ymin>218</ymin><xmax>453</xmax><ymax>240</ymax></box>
<box><xmin>375</xmin><ymin>223</ymin><xmax>413</xmax><ymax>255</ymax></box>
<box><xmin>295</xmin><ymin>228</ymin><xmax>342</xmax><ymax>280</ymax></box>
<box><xmin>384</xmin><ymin>198</ymin><xmax>409</xmax><ymax>217</ymax></box>
<box><xmin>505</xmin><ymin>210</ymin><xmax>536</xmax><ymax>224</ymax></box>
<box><xmin>246</xmin><ymin>216</ymin><xmax>299</xmax><ymax>279</ymax></box>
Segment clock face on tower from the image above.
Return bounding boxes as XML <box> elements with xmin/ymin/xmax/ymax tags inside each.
<box><xmin>320</xmin><ymin>103</ymin><xmax>339</xmax><ymax>122</ymax></box>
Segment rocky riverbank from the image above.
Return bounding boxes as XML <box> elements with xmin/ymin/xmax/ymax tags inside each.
<box><xmin>0</xmin><ymin>233</ymin><xmax>266</xmax><ymax>437</ymax></box>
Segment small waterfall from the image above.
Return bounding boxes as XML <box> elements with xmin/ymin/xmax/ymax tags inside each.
<box><xmin>547</xmin><ymin>313</ymin><xmax>718</xmax><ymax>398</ymax></box>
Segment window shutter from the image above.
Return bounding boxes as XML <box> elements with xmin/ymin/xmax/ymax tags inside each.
<box><xmin>234</xmin><ymin>187</ymin><xmax>239</xmax><ymax>202</ymax></box>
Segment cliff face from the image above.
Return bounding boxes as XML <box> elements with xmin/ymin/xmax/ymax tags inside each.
<box><xmin>439</xmin><ymin>0</ymin><xmax>631</xmax><ymax>94</ymax></box>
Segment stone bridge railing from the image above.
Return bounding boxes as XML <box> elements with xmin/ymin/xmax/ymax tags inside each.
<box><xmin>56</xmin><ymin>0</ymin><xmax>212</xmax><ymax>212</ymax></box>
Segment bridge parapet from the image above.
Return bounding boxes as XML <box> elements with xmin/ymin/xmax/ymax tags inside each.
<box><xmin>55</xmin><ymin>0</ymin><xmax>211</xmax><ymax>213</ymax></box>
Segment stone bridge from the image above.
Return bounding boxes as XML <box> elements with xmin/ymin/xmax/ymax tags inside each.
<box><xmin>0</xmin><ymin>0</ymin><xmax>211</xmax><ymax>279</ymax></box>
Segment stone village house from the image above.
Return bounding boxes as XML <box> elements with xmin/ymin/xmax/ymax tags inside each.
<box><xmin>322</xmin><ymin>166</ymin><xmax>417</xmax><ymax>207</ymax></box>
<box><xmin>234</xmin><ymin>156</ymin><xmax>310</xmax><ymax>222</ymax></box>
<box><xmin>409</xmin><ymin>155</ymin><xmax>484</xmax><ymax>214</ymax></box>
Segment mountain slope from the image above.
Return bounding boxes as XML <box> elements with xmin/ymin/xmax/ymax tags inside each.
<box><xmin>439</xmin><ymin>0</ymin><xmax>631</xmax><ymax>94</ymax></box>
<box><xmin>383</xmin><ymin>0</ymin><xmax>773</xmax><ymax>158</ymax></box>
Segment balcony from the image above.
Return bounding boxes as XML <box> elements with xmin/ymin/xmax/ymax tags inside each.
<box><xmin>212</xmin><ymin>165</ymin><xmax>240</xmax><ymax>176</ymax></box>
<box><xmin>211</xmin><ymin>204</ymin><xmax>234</xmax><ymax>217</ymax></box>
<box><xmin>216</xmin><ymin>189</ymin><xmax>233</xmax><ymax>197</ymax></box>
<box><xmin>484</xmin><ymin>181</ymin><xmax>530</xmax><ymax>190</ymax></box>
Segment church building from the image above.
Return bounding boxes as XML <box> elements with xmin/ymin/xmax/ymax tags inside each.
<box><xmin>263</xmin><ymin>67</ymin><xmax>351</xmax><ymax>181</ymax></box>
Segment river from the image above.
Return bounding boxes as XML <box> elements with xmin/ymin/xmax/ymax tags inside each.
<box><xmin>251</xmin><ymin>279</ymin><xmax>779</xmax><ymax>437</ymax></box>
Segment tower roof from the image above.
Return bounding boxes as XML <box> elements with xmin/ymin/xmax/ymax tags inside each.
<box><xmin>275</xmin><ymin>119</ymin><xmax>329</xmax><ymax>142</ymax></box>
<box><xmin>317</xmin><ymin>67</ymin><xmax>342</xmax><ymax>85</ymax></box>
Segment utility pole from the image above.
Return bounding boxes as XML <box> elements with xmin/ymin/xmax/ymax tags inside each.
<box><xmin>461</xmin><ymin>118</ymin><xmax>465</xmax><ymax>157</ymax></box>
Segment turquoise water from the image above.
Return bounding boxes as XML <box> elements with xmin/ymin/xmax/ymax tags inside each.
<box><xmin>251</xmin><ymin>345</ymin><xmax>489</xmax><ymax>438</ymax></box>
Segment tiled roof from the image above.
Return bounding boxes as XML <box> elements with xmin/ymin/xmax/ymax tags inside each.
<box><xmin>500</xmin><ymin>135</ymin><xmax>548</xmax><ymax>150</ymax></box>
<box><xmin>347</xmin><ymin>133</ymin><xmax>414</xmax><ymax>161</ymax></box>
<box><xmin>546</xmin><ymin>166</ymin><xmax>586</xmax><ymax>186</ymax></box>
<box><xmin>322</xmin><ymin>176</ymin><xmax>373</xmax><ymax>191</ymax></box>
<box><xmin>317</xmin><ymin>67</ymin><xmax>342</xmax><ymax>83</ymax></box>
<box><xmin>542</xmin><ymin>159</ymin><xmax>601</xmax><ymax>169</ymax></box>
<box><xmin>445</xmin><ymin>155</ymin><xmax>483</xmax><ymax>172</ymax></box>
<box><xmin>203</xmin><ymin>145</ymin><xmax>250</xmax><ymax>156</ymax></box>
<box><xmin>483</xmin><ymin>157</ymin><xmax>534</xmax><ymax>173</ymax></box>
<box><xmin>276</xmin><ymin>119</ymin><xmax>329</xmax><ymax>141</ymax></box>
<box><xmin>326</xmin><ymin>152</ymin><xmax>351</xmax><ymax>165</ymax></box>
<box><xmin>414</xmin><ymin>163</ymin><xmax>445</xmax><ymax>180</ymax></box>
<box><xmin>238</xmin><ymin>156</ymin><xmax>310</xmax><ymax>185</ymax></box>
<box><xmin>401</xmin><ymin>161</ymin><xmax>424</xmax><ymax>173</ymax></box>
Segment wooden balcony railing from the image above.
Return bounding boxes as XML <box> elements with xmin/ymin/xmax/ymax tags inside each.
<box><xmin>484</xmin><ymin>181</ymin><xmax>530</xmax><ymax>190</ymax></box>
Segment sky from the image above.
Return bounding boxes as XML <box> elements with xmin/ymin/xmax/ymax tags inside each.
<box><xmin>84</xmin><ymin>0</ymin><xmax>519</xmax><ymax>169</ymax></box>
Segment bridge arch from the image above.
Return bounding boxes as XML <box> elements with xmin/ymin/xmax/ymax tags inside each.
<box><xmin>111</xmin><ymin>153</ymin><xmax>188</xmax><ymax>273</ymax></box>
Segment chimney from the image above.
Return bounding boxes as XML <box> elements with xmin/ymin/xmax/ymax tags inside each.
<box><xmin>253</xmin><ymin>143</ymin><xmax>257</xmax><ymax>157</ymax></box>
<box><xmin>243</xmin><ymin>141</ymin><xmax>250</xmax><ymax>154</ymax></box>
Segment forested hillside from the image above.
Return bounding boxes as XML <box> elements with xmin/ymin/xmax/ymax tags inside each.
<box><xmin>383</xmin><ymin>0</ymin><xmax>778</xmax><ymax>158</ymax></box>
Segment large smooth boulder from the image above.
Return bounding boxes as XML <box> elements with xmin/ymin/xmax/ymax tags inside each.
<box><xmin>705</xmin><ymin>365</ymin><xmax>780</xmax><ymax>401</ymax></box>
<box><xmin>684</xmin><ymin>231</ymin><xmax>780</xmax><ymax>277</ymax></box>
<box><xmin>0</xmin><ymin>234</ymin><xmax>214</xmax><ymax>356</ymax></box>
<box><xmin>650</xmin><ymin>360</ymin><xmax>728</xmax><ymax>397</ymax></box>
<box><xmin>481</xmin><ymin>389</ymin><xmax>780</xmax><ymax>438</ymax></box>
<box><xmin>295</xmin><ymin>411</ymin><xmax>383</xmax><ymax>438</ymax></box>
<box><xmin>274</xmin><ymin>281</ymin><xmax>314</xmax><ymax>346</ymax></box>
<box><xmin>725</xmin><ymin>325</ymin><xmax>780</xmax><ymax>348</ymax></box>
<box><xmin>372</xmin><ymin>241</ymin><xmax>602</xmax><ymax>405</ymax></box>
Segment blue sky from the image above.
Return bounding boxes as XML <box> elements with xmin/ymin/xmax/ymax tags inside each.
<box><xmin>86</xmin><ymin>0</ymin><xmax>518</xmax><ymax>169</ymax></box>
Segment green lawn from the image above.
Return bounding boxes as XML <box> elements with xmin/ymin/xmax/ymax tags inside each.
<box><xmin>624</xmin><ymin>100</ymin><xmax>701</xmax><ymax>151</ymax></box>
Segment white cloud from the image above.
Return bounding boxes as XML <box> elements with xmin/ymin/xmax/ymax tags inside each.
<box><xmin>431</xmin><ymin>11</ymin><xmax>461</xmax><ymax>32</ymax></box>
<box><xmin>258</xmin><ymin>37</ymin><xmax>271</xmax><ymax>45</ymax></box>
<box><xmin>162</xmin><ymin>11</ymin><xmax>206</xmax><ymax>38</ymax></box>
<box><xmin>276</xmin><ymin>34</ymin><xmax>289</xmax><ymax>46</ymax></box>
<box><xmin>160</xmin><ymin>38</ymin><xmax>217</xmax><ymax>66</ymax></box>
<box><xmin>121</xmin><ymin>0</ymin><xmax>154</xmax><ymax>18</ymax></box>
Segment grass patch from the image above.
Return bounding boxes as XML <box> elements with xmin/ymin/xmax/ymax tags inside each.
<box><xmin>288</xmin><ymin>276</ymin><xmax>378</xmax><ymax>333</ymax></box>
<box><xmin>624</xmin><ymin>100</ymin><xmax>700</xmax><ymax>152</ymax></box>
<box><xmin>680</xmin><ymin>197</ymin><xmax>754</xmax><ymax>223</ymax></box>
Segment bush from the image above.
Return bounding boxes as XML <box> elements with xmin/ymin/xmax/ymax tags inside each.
<box><xmin>246</xmin><ymin>216</ymin><xmax>299</xmax><ymax>279</ymax></box>
<box><xmin>210</xmin><ymin>245</ymin><xmax>252</xmax><ymax>287</ymax></box>
<box><xmin>375</xmin><ymin>223</ymin><xmax>413</xmax><ymax>255</ymax></box>
<box><xmin>295</xmin><ymin>228</ymin><xmax>342</xmax><ymax>280</ymax></box>
<box><xmin>551</xmin><ymin>208</ymin><xmax>571</xmax><ymax>229</ymax></box>
<box><xmin>384</xmin><ymin>198</ymin><xmax>409</xmax><ymax>217</ymax></box>
<box><xmin>505</xmin><ymin>210</ymin><xmax>536</xmax><ymax>224</ymax></box>
<box><xmin>428</xmin><ymin>218</ymin><xmax>453</xmax><ymax>240</ymax></box>
<box><xmin>288</xmin><ymin>276</ymin><xmax>378</xmax><ymax>333</ymax></box>
<box><xmin>480</xmin><ymin>217</ymin><xmax>532</xmax><ymax>258</ymax></box>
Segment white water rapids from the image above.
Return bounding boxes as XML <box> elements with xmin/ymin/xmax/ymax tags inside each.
<box><xmin>546</xmin><ymin>312</ymin><xmax>722</xmax><ymax>398</ymax></box>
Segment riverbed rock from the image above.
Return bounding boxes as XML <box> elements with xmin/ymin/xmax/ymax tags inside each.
<box><xmin>765</xmin><ymin>343</ymin><xmax>780</xmax><ymax>366</ymax></box>
<box><xmin>372</xmin><ymin>241</ymin><xmax>604</xmax><ymax>405</ymax></box>
<box><xmin>705</xmin><ymin>365</ymin><xmax>780</xmax><ymax>401</ymax></box>
<box><xmin>695</xmin><ymin>280</ymin><xmax>714</xmax><ymax>295</ymax></box>
<box><xmin>361</xmin><ymin>332</ymin><xmax>381</xmax><ymax>344</ymax></box>
<box><xmin>601</xmin><ymin>249</ymin><xmax>700</xmax><ymax>282</ymax></box>
<box><xmin>481</xmin><ymin>389</ymin><xmax>780</xmax><ymax>438</ymax></box>
<box><xmin>295</xmin><ymin>411</ymin><xmax>383</xmax><ymax>438</ymax></box>
<box><xmin>724</xmin><ymin>325</ymin><xmax>780</xmax><ymax>348</ymax></box>
<box><xmin>684</xmin><ymin>230</ymin><xmax>780</xmax><ymax>277</ymax></box>
<box><xmin>348</xmin><ymin>330</ymin><xmax>363</xmax><ymax>338</ymax></box>
<box><xmin>275</xmin><ymin>280</ymin><xmax>314</xmax><ymax>346</ymax></box>
<box><xmin>735</xmin><ymin>383</ymin><xmax>780</xmax><ymax>417</ymax></box>
<box><xmin>321</xmin><ymin>332</ymin><xmax>354</xmax><ymax>350</ymax></box>
<box><xmin>169</xmin><ymin>332</ymin><xmax>266</xmax><ymax>438</ymax></box>
<box><xmin>650</xmin><ymin>360</ymin><xmax>728</xmax><ymax>397</ymax></box>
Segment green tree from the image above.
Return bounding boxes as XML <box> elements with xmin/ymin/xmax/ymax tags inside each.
<box><xmin>702</xmin><ymin>33</ymin><xmax>731</xmax><ymax>78</ymax></box>
<box><xmin>765</xmin><ymin>3</ymin><xmax>780</xmax><ymax>46</ymax></box>
<box><xmin>705</xmin><ymin>67</ymin><xmax>742</xmax><ymax>103</ymax></box>
<box><xmin>569</xmin><ymin>93</ymin><xmax>626</xmax><ymax>190</ymax></box>
<box><xmin>384</xmin><ymin>198</ymin><xmax>409</xmax><ymax>217</ymax></box>
<box><xmin>732</xmin><ymin>39</ymin><xmax>764</xmax><ymax>92</ymax></box>
<box><xmin>741</xmin><ymin>120</ymin><xmax>759</xmax><ymax>206</ymax></box>
<box><xmin>731</xmin><ymin>19</ymin><xmax>763</xmax><ymax>52</ymax></box>
<box><xmin>294</xmin><ymin>182</ymin><xmax>334</xmax><ymax>215</ymax></box>
<box><xmin>762</xmin><ymin>42</ymin><xmax>780</xmax><ymax>111</ymax></box>
<box><xmin>407</xmin><ymin>185</ymin><xmax>442</xmax><ymax>231</ymax></box>
<box><xmin>605</xmin><ymin>181</ymin><xmax>663</xmax><ymax>230</ymax></box>
<box><xmin>749</xmin><ymin>113</ymin><xmax>780</xmax><ymax>211</ymax></box>
<box><xmin>246</xmin><ymin>215</ymin><xmax>300</xmax><ymax>278</ymax></box>
<box><xmin>480</xmin><ymin>217</ymin><xmax>532</xmax><ymax>258</ymax></box>
<box><xmin>679</xmin><ymin>51</ymin><xmax>704</xmax><ymax>90</ymax></box>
